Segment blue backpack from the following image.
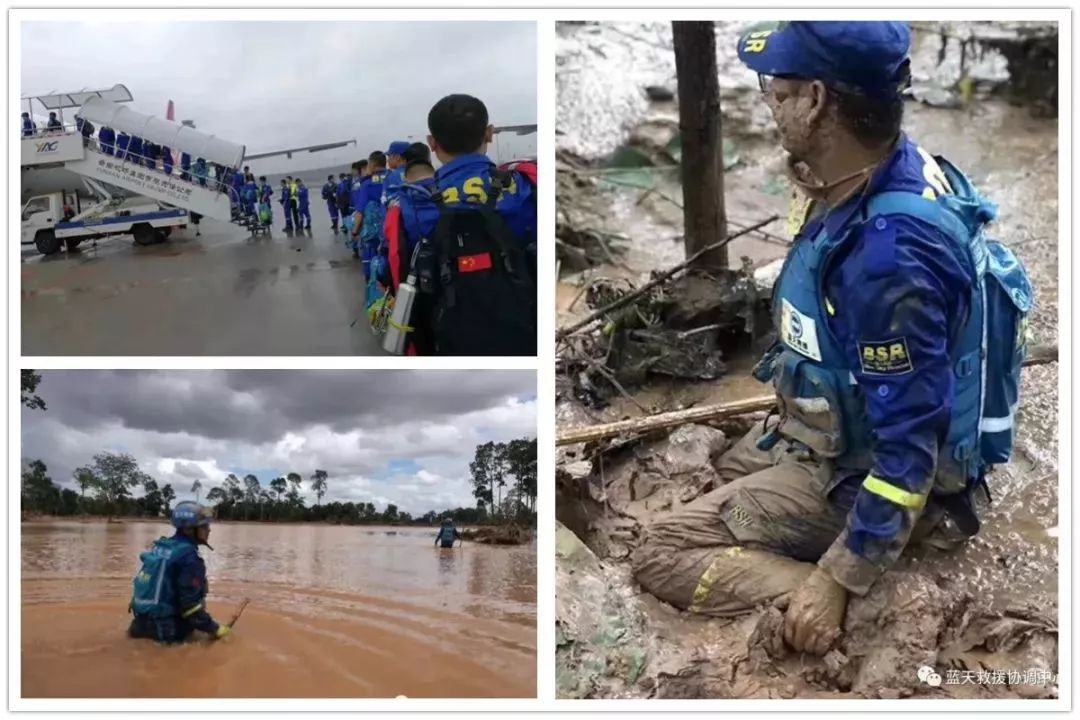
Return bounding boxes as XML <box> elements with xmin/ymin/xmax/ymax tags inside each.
<box><xmin>130</xmin><ymin>537</ymin><xmax>194</xmax><ymax>619</ymax></box>
<box><xmin>862</xmin><ymin>156</ymin><xmax>1033</xmax><ymax>475</ymax></box>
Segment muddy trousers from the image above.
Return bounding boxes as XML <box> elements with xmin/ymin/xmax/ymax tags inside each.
<box><xmin>632</xmin><ymin>428</ymin><xmax>947</xmax><ymax>616</ymax></box>
<box><xmin>128</xmin><ymin>614</ymin><xmax>194</xmax><ymax>644</ymax></box>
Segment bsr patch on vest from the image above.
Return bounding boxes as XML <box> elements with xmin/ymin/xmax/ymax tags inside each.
<box><xmin>858</xmin><ymin>338</ymin><xmax>914</xmax><ymax>375</ymax></box>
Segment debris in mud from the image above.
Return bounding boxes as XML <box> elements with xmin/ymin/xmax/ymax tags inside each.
<box><xmin>559</xmin><ymin>263</ymin><xmax>773</xmax><ymax>409</ymax></box>
<box><xmin>458</xmin><ymin>525</ymin><xmax>531</xmax><ymax>545</ymax></box>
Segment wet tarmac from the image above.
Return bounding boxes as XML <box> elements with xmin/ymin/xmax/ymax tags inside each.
<box><xmin>22</xmin><ymin>520</ymin><xmax>536</xmax><ymax>698</ymax></box>
<box><xmin>21</xmin><ymin>213</ymin><xmax>384</xmax><ymax>356</ymax></box>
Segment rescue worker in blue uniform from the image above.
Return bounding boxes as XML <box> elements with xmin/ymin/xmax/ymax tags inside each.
<box><xmin>21</xmin><ymin>112</ymin><xmax>35</xmax><ymax>137</ymax></box>
<box><xmin>350</xmin><ymin>152</ymin><xmax>388</xmax><ymax>262</ymax></box>
<box><xmin>279</xmin><ymin>179</ymin><xmax>293</xmax><ymax>230</ymax></box>
<box><xmin>323</xmin><ymin>174</ymin><xmax>340</xmax><ymax>231</ymax></box>
<box><xmin>391</xmin><ymin>94</ymin><xmax>537</xmax><ymax>271</ymax></box>
<box><xmin>337</xmin><ymin>170</ymin><xmax>355</xmax><ymax>228</ymax></box>
<box><xmin>128</xmin><ymin>136</ymin><xmax>144</xmax><ymax>165</ymax></box>
<box><xmin>115</xmin><ymin>131</ymin><xmax>130</xmax><ymax>161</ymax></box>
<box><xmin>46</xmin><ymin>112</ymin><xmax>63</xmax><ymax>133</ymax></box>
<box><xmin>381</xmin><ymin>140</ymin><xmax>410</xmax><ymax>208</ymax></box>
<box><xmin>435</xmin><ymin>518</ymin><xmax>461</xmax><ymax>548</ymax></box>
<box><xmin>182</xmin><ymin>152</ymin><xmax>193</xmax><ymax>182</ymax></box>
<box><xmin>128</xmin><ymin>501</ymin><xmax>232</xmax><ymax>644</ymax></box>
<box><xmin>632</xmin><ymin>21</ymin><xmax>1033</xmax><ymax>656</ymax></box>
<box><xmin>195</xmin><ymin>157</ymin><xmax>209</xmax><ymax>188</ymax></box>
<box><xmin>240</xmin><ymin>172</ymin><xmax>256</xmax><ymax>214</ymax></box>
<box><xmin>297</xmin><ymin>178</ymin><xmax>312</xmax><ymax>230</ymax></box>
<box><xmin>98</xmin><ymin>125</ymin><xmax>115</xmax><ymax>155</ymax></box>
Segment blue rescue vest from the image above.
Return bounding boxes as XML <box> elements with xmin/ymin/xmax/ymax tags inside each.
<box><xmin>437</xmin><ymin>526</ymin><xmax>456</xmax><ymax>545</ymax></box>
<box><xmin>759</xmin><ymin>151</ymin><xmax>1033</xmax><ymax>494</ymax></box>
<box><xmin>130</xmin><ymin>536</ymin><xmax>196</xmax><ymax>619</ymax></box>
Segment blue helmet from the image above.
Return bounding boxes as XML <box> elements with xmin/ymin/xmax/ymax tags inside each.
<box><xmin>171</xmin><ymin>501</ymin><xmax>212</xmax><ymax>529</ymax></box>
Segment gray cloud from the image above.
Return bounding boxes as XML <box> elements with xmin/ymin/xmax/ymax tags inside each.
<box><xmin>21</xmin><ymin>20</ymin><xmax>537</xmax><ymax>172</ymax></box>
<box><xmin>22</xmin><ymin>370</ymin><xmax>536</xmax><ymax>515</ymax></box>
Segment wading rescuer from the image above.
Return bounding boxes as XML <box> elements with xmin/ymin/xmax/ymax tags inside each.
<box><xmin>128</xmin><ymin>501</ymin><xmax>233</xmax><ymax>643</ymax></box>
<box><xmin>435</xmin><ymin>518</ymin><xmax>461</xmax><ymax>548</ymax></box>
<box><xmin>632</xmin><ymin>21</ymin><xmax>1034</xmax><ymax>656</ymax></box>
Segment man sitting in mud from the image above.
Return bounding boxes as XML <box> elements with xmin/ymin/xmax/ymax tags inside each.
<box><xmin>128</xmin><ymin>501</ymin><xmax>233</xmax><ymax>643</ymax></box>
<box><xmin>633</xmin><ymin>21</ymin><xmax>1032</xmax><ymax>656</ymax></box>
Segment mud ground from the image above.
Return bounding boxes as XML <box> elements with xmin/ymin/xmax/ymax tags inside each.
<box><xmin>555</xmin><ymin>21</ymin><xmax>1059</xmax><ymax>700</ymax></box>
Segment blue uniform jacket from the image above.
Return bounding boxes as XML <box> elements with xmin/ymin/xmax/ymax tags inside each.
<box><xmin>394</xmin><ymin>154</ymin><xmax>536</xmax><ymax>258</ymax></box>
<box><xmin>807</xmin><ymin>136</ymin><xmax>972</xmax><ymax>586</ymax></box>
<box><xmin>171</xmin><ymin>534</ymin><xmax>220</xmax><ymax>635</ymax></box>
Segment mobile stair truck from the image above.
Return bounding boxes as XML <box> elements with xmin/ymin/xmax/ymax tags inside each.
<box><xmin>20</xmin><ymin>87</ymin><xmax>247</xmax><ymax>256</ymax></box>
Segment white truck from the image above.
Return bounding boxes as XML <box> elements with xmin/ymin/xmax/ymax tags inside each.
<box><xmin>21</xmin><ymin>179</ymin><xmax>189</xmax><ymax>255</ymax></box>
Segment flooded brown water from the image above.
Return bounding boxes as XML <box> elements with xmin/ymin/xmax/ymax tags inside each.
<box><xmin>22</xmin><ymin>520</ymin><xmax>536</xmax><ymax>698</ymax></box>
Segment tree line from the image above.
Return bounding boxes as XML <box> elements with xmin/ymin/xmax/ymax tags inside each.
<box><xmin>22</xmin><ymin>436</ymin><xmax>537</xmax><ymax>527</ymax></box>
<box><xmin>469</xmin><ymin>438</ymin><xmax>538</xmax><ymax>524</ymax></box>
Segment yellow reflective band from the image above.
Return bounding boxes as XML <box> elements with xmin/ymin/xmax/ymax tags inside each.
<box><xmin>387</xmin><ymin>318</ymin><xmax>414</xmax><ymax>332</ymax></box>
<box><xmin>862</xmin><ymin>475</ymin><xmax>926</xmax><ymax>509</ymax></box>
<box><xmin>181</xmin><ymin>602</ymin><xmax>204</xmax><ymax>618</ymax></box>
<box><xmin>825</xmin><ymin>297</ymin><xmax>836</xmax><ymax>316</ymax></box>
<box><xmin>689</xmin><ymin>546</ymin><xmax>743</xmax><ymax>613</ymax></box>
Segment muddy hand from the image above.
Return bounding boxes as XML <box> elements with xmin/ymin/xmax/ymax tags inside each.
<box><xmin>783</xmin><ymin>567</ymin><xmax>847</xmax><ymax>655</ymax></box>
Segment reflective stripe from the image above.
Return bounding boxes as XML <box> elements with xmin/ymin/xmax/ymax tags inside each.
<box><xmin>688</xmin><ymin>546</ymin><xmax>743</xmax><ymax>613</ymax></box>
<box><xmin>980</xmin><ymin>403</ymin><xmax>1018</xmax><ymax>433</ymax></box>
<box><xmin>181</xmin><ymin>602</ymin><xmax>203</xmax><ymax>618</ymax></box>
<box><xmin>862</xmin><ymin>474</ymin><xmax>926</xmax><ymax>509</ymax></box>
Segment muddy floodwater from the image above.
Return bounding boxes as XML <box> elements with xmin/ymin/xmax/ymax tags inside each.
<box><xmin>22</xmin><ymin>520</ymin><xmax>536</xmax><ymax>698</ymax></box>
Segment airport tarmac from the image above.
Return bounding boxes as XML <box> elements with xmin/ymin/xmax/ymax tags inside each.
<box><xmin>21</xmin><ymin>212</ymin><xmax>385</xmax><ymax>356</ymax></box>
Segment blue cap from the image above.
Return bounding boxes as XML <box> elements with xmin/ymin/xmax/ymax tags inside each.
<box><xmin>737</xmin><ymin>21</ymin><xmax>911</xmax><ymax>97</ymax></box>
<box><xmin>386</xmin><ymin>141</ymin><xmax>410</xmax><ymax>156</ymax></box>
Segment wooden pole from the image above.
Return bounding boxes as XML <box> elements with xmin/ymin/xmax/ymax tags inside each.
<box><xmin>556</xmin><ymin>345</ymin><xmax>1059</xmax><ymax>447</ymax></box>
<box><xmin>673</xmin><ymin>21</ymin><xmax>727</xmax><ymax>270</ymax></box>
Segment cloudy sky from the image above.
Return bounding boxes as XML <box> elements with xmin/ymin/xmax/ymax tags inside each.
<box><xmin>21</xmin><ymin>20</ymin><xmax>537</xmax><ymax>172</ymax></box>
<box><xmin>22</xmin><ymin>370</ymin><xmax>536</xmax><ymax>515</ymax></box>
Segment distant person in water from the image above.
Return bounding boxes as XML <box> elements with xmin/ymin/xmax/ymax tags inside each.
<box><xmin>127</xmin><ymin>502</ymin><xmax>231</xmax><ymax>644</ymax></box>
<box><xmin>435</xmin><ymin>518</ymin><xmax>461</xmax><ymax>548</ymax></box>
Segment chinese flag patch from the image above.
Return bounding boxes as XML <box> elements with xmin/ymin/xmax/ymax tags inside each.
<box><xmin>457</xmin><ymin>253</ymin><xmax>493</xmax><ymax>273</ymax></box>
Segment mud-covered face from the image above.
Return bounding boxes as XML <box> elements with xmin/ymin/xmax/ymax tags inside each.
<box><xmin>762</xmin><ymin>76</ymin><xmax>831</xmax><ymax>161</ymax></box>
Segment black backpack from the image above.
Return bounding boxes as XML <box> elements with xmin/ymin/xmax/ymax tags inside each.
<box><xmin>410</xmin><ymin>170</ymin><xmax>537</xmax><ymax>356</ymax></box>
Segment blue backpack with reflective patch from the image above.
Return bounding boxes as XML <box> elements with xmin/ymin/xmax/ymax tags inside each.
<box><xmin>865</xmin><ymin>155</ymin><xmax>1034</xmax><ymax>473</ymax></box>
<box><xmin>130</xmin><ymin>537</ymin><xmax>193</xmax><ymax>619</ymax></box>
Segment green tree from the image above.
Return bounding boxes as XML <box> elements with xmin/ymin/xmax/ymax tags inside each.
<box><xmin>142</xmin><ymin>477</ymin><xmax>163</xmax><ymax>517</ymax></box>
<box><xmin>191</xmin><ymin>479</ymin><xmax>203</xmax><ymax>503</ymax></box>
<box><xmin>505</xmin><ymin>437</ymin><xmax>537</xmax><ymax>513</ymax></box>
<box><xmin>73</xmin><ymin>466</ymin><xmax>96</xmax><ymax>510</ymax></box>
<box><xmin>89</xmin><ymin>452</ymin><xmax>151</xmax><ymax>515</ymax></box>
<box><xmin>270</xmin><ymin>477</ymin><xmax>287</xmax><ymax>502</ymax></box>
<box><xmin>206</xmin><ymin>486</ymin><xmax>227</xmax><ymax>506</ymax></box>
<box><xmin>243</xmin><ymin>475</ymin><xmax>261</xmax><ymax>521</ymax></box>
<box><xmin>470</xmin><ymin>442</ymin><xmax>496</xmax><ymax>515</ymax></box>
<box><xmin>310</xmin><ymin>469</ymin><xmax>328</xmax><ymax>506</ymax></box>
<box><xmin>22</xmin><ymin>460</ymin><xmax>58</xmax><ymax>514</ymax></box>
<box><xmin>21</xmin><ymin>370</ymin><xmax>46</xmax><ymax>411</ymax></box>
<box><xmin>161</xmin><ymin>484</ymin><xmax>176</xmax><ymax>515</ymax></box>
<box><xmin>223</xmin><ymin>474</ymin><xmax>243</xmax><ymax>503</ymax></box>
<box><xmin>383</xmin><ymin>503</ymin><xmax>398</xmax><ymax>523</ymax></box>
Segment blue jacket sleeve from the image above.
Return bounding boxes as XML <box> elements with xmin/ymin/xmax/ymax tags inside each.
<box><xmin>818</xmin><ymin>215</ymin><xmax>970</xmax><ymax>594</ymax></box>
<box><xmin>175</xmin><ymin>550</ymin><xmax>220</xmax><ymax>635</ymax></box>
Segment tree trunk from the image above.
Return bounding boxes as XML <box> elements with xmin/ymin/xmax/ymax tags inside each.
<box><xmin>673</xmin><ymin>21</ymin><xmax>727</xmax><ymax>270</ymax></box>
